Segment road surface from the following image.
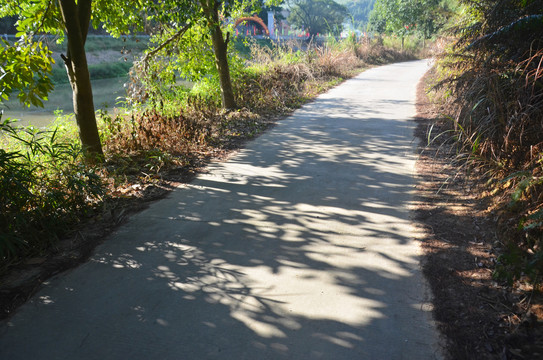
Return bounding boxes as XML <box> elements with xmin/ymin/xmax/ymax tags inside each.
<box><xmin>0</xmin><ymin>60</ymin><xmax>442</xmax><ymax>359</ymax></box>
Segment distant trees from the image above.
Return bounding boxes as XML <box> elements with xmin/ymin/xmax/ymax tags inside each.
<box><xmin>368</xmin><ymin>0</ymin><xmax>455</xmax><ymax>44</ymax></box>
<box><xmin>287</xmin><ymin>0</ymin><xmax>349</xmax><ymax>36</ymax></box>
<box><xmin>343</xmin><ymin>0</ymin><xmax>376</xmax><ymax>29</ymax></box>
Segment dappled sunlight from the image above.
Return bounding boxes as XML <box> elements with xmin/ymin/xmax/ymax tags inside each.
<box><xmin>198</xmin><ymin>162</ymin><xmax>309</xmax><ymax>187</ymax></box>
<box><xmin>236</xmin><ymin>266</ymin><xmax>386</xmax><ymax>327</ymax></box>
<box><xmin>74</xmin><ymin>79</ymin><xmax>435</xmax><ymax>355</ymax></box>
<box><xmin>0</xmin><ymin>61</ymin><xmax>440</xmax><ymax>359</ymax></box>
<box><xmin>93</xmin><ymin>252</ymin><xmax>143</xmax><ymax>269</ymax></box>
<box><xmin>90</xmin><ymin>62</ymin><xmax>433</xmax><ymax>355</ymax></box>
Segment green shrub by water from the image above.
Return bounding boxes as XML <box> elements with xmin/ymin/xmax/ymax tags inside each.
<box><xmin>43</xmin><ymin>35</ymin><xmax>149</xmax><ymax>53</ymax></box>
<box><xmin>44</xmin><ymin>35</ymin><xmax>147</xmax><ymax>84</ymax></box>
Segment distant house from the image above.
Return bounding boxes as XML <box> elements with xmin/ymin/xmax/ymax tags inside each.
<box><xmin>233</xmin><ymin>9</ymin><xmax>296</xmax><ymax>39</ymax></box>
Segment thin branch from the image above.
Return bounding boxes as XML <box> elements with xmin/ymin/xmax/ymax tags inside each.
<box><xmin>60</xmin><ymin>53</ymin><xmax>75</xmax><ymax>85</ymax></box>
<box><xmin>468</xmin><ymin>15</ymin><xmax>543</xmax><ymax>50</ymax></box>
<box><xmin>34</xmin><ymin>0</ymin><xmax>53</xmax><ymax>35</ymax></box>
<box><xmin>140</xmin><ymin>24</ymin><xmax>191</xmax><ymax>65</ymax></box>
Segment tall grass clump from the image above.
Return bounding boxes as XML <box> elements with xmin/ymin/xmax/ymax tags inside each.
<box><xmin>233</xmin><ymin>38</ymin><xmax>368</xmax><ymax>112</ymax></box>
<box><xmin>0</xmin><ymin>118</ymin><xmax>104</xmax><ymax>269</ymax></box>
<box><xmin>435</xmin><ymin>0</ymin><xmax>543</xmax><ymax>285</ymax></box>
<box><xmin>355</xmin><ymin>35</ymin><xmax>421</xmax><ymax>64</ymax></box>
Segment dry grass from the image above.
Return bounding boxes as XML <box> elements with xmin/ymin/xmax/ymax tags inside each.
<box><xmin>432</xmin><ymin>0</ymin><xmax>543</xmax><ymax>286</ymax></box>
<box><xmin>0</xmin><ymin>36</ymin><xmax>421</xmax><ymax>282</ymax></box>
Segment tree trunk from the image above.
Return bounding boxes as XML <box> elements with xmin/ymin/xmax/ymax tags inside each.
<box><xmin>58</xmin><ymin>0</ymin><xmax>103</xmax><ymax>156</ymax></box>
<box><xmin>210</xmin><ymin>25</ymin><xmax>237</xmax><ymax>109</ymax></box>
<box><xmin>201</xmin><ymin>1</ymin><xmax>237</xmax><ymax>109</ymax></box>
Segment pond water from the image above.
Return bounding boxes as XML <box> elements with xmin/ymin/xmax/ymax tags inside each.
<box><xmin>2</xmin><ymin>77</ymin><xmax>128</xmax><ymax>128</ymax></box>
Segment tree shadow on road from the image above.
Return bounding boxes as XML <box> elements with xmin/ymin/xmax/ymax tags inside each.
<box><xmin>0</xmin><ymin>69</ymin><xmax>441</xmax><ymax>359</ymax></box>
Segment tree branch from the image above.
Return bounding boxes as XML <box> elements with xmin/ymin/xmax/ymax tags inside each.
<box><xmin>140</xmin><ymin>24</ymin><xmax>191</xmax><ymax>65</ymax></box>
<box><xmin>34</xmin><ymin>0</ymin><xmax>53</xmax><ymax>35</ymax></box>
<box><xmin>60</xmin><ymin>53</ymin><xmax>75</xmax><ymax>86</ymax></box>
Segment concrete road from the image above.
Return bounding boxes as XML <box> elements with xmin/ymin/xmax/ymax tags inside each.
<box><xmin>0</xmin><ymin>60</ymin><xmax>441</xmax><ymax>359</ymax></box>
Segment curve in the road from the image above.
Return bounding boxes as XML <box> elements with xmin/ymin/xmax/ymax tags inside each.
<box><xmin>0</xmin><ymin>60</ymin><xmax>442</xmax><ymax>360</ymax></box>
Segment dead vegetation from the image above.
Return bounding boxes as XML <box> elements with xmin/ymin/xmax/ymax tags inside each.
<box><xmin>420</xmin><ymin>30</ymin><xmax>543</xmax><ymax>358</ymax></box>
<box><xmin>0</xmin><ymin>38</ymin><xmax>419</xmax><ymax>319</ymax></box>
<box><xmin>433</xmin><ymin>1</ymin><xmax>543</xmax><ymax>292</ymax></box>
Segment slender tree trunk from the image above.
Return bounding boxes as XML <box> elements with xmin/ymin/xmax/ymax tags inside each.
<box><xmin>210</xmin><ymin>24</ymin><xmax>236</xmax><ymax>109</ymax></box>
<box><xmin>201</xmin><ymin>0</ymin><xmax>237</xmax><ymax>109</ymax></box>
<box><xmin>58</xmin><ymin>0</ymin><xmax>103</xmax><ymax>156</ymax></box>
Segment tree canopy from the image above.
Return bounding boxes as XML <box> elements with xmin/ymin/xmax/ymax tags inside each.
<box><xmin>0</xmin><ymin>36</ymin><xmax>54</xmax><ymax>108</ymax></box>
<box><xmin>287</xmin><ymin>0</ymin><xmax>349</xmax><ymax>36</ymax></box>
<box><xmin>368</xmin><ymin>0</ymin><xmax>456</xmax><ymax>39</ymax></box>
<box><xmin>0</xmin><ymin>0</ymin><xmax>278</xmax><ymax>156</ymax></box>
<box><xmin>0</xmin><ymin>0</ymin><xmax>159</xmax><ymax>155</ymax></box>
<box><xmin>339</xmin><ymin>0</ymin><xmax>376</xmax><ymax>29</ymax></box>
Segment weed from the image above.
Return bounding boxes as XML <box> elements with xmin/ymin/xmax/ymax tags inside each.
<box><xmin>0</xmin><ymin>117</ymin><xmax>104</xmax><ymax>268</ymax></box>
<box><xmin>433</xmin><ymin>0</ymin><xmax>543</xmax><ymax>285</ymax></box>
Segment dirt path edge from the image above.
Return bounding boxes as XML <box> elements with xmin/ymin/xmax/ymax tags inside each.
<box><xmin>414</xmin><ymin>68</ymin><xmax>543</xmax><ymax>360</ymax></box>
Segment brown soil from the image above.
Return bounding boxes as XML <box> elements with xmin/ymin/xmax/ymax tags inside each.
<box><xmin>414</xmin><ymin>70</ymin><xmax>543</xmax><ymax>359</ymax></box>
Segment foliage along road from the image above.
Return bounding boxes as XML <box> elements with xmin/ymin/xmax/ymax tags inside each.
<box><xmin>0</xmin><ymin>60</ymin><xmax>442</xmax><ymax>359</ymax></box>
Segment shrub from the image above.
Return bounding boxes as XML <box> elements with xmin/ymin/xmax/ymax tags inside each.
<box><xmin>434</xmin><ymin>0</ymin><xmax>543</xmax><ymax>285</ymax></box>
<box><xmin>0</xmin><ymin>118</ymin><xmax>104</xmax><ymax>267</ymax></box>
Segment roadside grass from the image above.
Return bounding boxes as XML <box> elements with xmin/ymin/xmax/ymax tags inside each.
<box><xmin>0</xmin><ymin>36</ymin><xmax>422</xmax><ymax>275</ymax></box>
<box><xmin>429</xmin><ymin>2</ymin><xmax>543</xmax><ymax>290</ymax></box>
<box><xmin>0</xmin><ymin>117</ymin><xmax>103</xmax><ymax>272</ymax></box>
<box><xmin>382</xmin><ymin>35</ymin><xmax>423</xmax><ymax>52</ymax></box>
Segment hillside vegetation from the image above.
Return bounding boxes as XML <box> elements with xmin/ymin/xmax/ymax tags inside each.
<box><xmin>417</xmin><ymin>1</ymin><xmax>543</xmax><ymax>358</ymax></box>
<box><xmin>435</xmin><ymin>0</ymin><xmax>543</xmax><ymax>287</ymax></box>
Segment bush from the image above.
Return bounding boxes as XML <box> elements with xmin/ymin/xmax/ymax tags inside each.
<box><xmin>0</xmin><ymin>118</ymin><xmax>104</xmax><ymax>267</ymax></box>
<box><xmin>0</xmin><ymin>34</ymin><xmax>418</xmax><ymax>273</ymax></box>
<box><xmin>434</xmin><ymin>0</ymin><xmax>543</xmax><ymax>285</ymax></box>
